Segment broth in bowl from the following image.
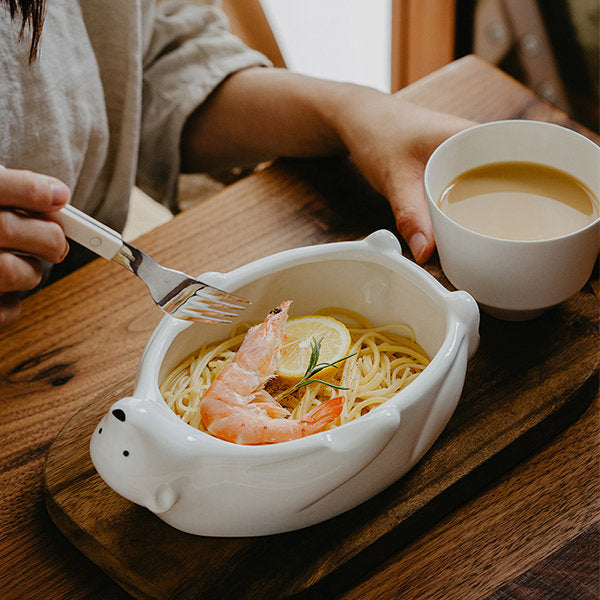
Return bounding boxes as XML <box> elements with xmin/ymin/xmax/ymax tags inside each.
<box><xmin>438</xmin><ymin>161</ymin><xmax>599</xmax><ymax>241</ymax></box>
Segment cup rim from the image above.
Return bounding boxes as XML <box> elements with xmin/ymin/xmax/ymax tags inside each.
<box><xmin>424</xmin><ymin>119</ymin><xmax>600</xmax><ymax>244</ymax></box>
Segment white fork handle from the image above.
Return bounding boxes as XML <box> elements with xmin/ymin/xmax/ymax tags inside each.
<box><xmin>0</xmin><ymin>163</ymin><xmax>124</xmax><ymax>261</ymax></box>
<box><xmin>56</xmin><ymin>205</ymin><xmax>124</xmax><ymax>260</ymax></box>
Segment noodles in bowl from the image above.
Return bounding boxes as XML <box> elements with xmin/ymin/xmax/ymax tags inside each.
<box><xmin>160</xmin><ymin>304</ymin><xmax>430</xmax><ymax>443</ymax></box>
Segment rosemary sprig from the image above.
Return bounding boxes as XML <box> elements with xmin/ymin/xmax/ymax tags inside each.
<box><xmin>275</xmin><ymin>337</ymin><xmax>356</xmax><ymax>402</ymax></box>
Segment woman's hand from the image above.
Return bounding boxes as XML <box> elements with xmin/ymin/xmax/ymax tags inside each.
<box><xmin>330</xmin><ymin>90</ymin><xmax>475</xmax><ymax>262</ymax></box>
<box><xmin>0</xmin><ymin>167</ymin><xmax>70</xmax><ymax>327</ymax></box>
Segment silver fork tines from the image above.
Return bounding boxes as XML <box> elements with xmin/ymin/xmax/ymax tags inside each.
<box><xmin>113</xmin><ymin>242</ymin><xmax>249</xmax><ymax>324</ymax></box>
<box><xmin>57</xmin><ymin>204</ymin><xmax>249</xmax><ymax>324</ymax></box>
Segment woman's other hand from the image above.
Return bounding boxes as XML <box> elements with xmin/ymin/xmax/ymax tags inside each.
<box><xmin>0</xmin><ymin>167</ymin><xmax>70</xmax><ymax>327</ymax></box>
<box><xmin>331</xmin><ymin>92</ymin><xmax>475</xmax><ymax>263</ymax></box>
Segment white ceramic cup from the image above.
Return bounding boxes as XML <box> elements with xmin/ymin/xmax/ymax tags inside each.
<box><xmin>425</xmin><ymin>120</ymin><xmax>600</xmax><ymax>321</ymax></box>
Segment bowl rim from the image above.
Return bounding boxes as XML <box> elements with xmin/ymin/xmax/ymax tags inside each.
<box><xmin>134</xmin><ymin>231</ymin><xmax>476</xmax><ymax>453</ymax></box>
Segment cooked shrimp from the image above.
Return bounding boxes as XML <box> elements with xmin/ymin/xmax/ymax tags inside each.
<box><xmin>199</xmin><ymin>300</ymin><xmax>343</xmax><ymax>444</ymax></box>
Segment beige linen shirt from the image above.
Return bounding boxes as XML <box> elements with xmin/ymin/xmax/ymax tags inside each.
<box><xmin>0</xmin><ymin>0</ymin><xmax>268</xmax><ymax>233</ymax></box>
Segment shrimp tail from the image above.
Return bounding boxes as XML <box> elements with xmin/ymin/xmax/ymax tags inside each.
<box><xmin>300</xmin><ymin>396</ymin><xmax>344</xmax><ymax>436</ymax></box>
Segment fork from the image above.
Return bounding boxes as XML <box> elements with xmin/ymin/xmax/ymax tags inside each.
<box><xmin>56</xmin><ymin>204</ymin><xmax>249</xmax><ymax>324</ymax></box>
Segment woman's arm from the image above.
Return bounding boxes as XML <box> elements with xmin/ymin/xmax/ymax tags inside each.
<box><xmin>181</xmin><ymin>67</ymin><xmax>474</xmax><ymax>263</ymax></box>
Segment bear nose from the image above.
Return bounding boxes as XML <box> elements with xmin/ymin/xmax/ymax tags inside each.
<box><xmin>112</xmin><ymin>408</ymin><xmax>126</xmax><ymax>422</ymax></box>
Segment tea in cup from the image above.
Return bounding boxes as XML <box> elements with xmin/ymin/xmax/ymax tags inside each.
<box><xmin>425</xmin><ymin>120</ymin><xmax>599</xmax><ymax>321</ymax></box>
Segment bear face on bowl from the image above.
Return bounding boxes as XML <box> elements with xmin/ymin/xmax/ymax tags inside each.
<box><xmin>90</xmin><ymin>230</ymin><xmax>480</xmax><ymax>537</ymax></box>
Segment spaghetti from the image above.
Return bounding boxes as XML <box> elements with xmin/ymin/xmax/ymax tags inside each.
<box><xmin>160</xmin><ymin>307</ymin><xmax>430</xmax><ymax>433</ymax></box>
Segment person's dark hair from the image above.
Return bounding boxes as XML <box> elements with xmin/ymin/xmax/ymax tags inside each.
<box><xmin>3</xmin><ymin>0</ymin><xmax>46</xmax><ymax>62</ymax></box>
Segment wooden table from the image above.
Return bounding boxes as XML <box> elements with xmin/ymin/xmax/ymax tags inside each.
<box><xmin>1</xmin><ymin>55</ymin><xmax>598</xmax><ymax>599</ymax></box>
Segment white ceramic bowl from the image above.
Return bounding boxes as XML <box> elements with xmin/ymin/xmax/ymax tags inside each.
<box><xmin>90</xmin><ymin>230</ymin><xmax>479</xmax><ymax>536</ymax></box>
<box><xmin>425</xmin><ymin>120</ymin><xmax>600</xmax><ymax>321</ymax></box>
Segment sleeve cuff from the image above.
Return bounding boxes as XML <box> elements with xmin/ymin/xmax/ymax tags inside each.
<box><xmin>136</xmin><ymin>2</ymin><xmax>271</xmax><ymax>209</ymax></box>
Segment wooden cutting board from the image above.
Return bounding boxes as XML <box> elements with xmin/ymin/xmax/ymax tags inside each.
<box><xmin>44</xmin><ymin>277</ymin><xmax>599</xmax><ymax>600</ymax></box>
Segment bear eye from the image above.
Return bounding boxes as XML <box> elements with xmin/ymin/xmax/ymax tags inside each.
<box><xmin>123</xmin><ymin>450</ymin><xmax>129</xmax><ymax>457</ymax></box>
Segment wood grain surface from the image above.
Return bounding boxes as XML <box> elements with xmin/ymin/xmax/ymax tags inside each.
<box><xmin>338</xmin><ymin>395</ymin><xmax>600</xmax><ymax>600</ymax></box>
<box><xmin>43</xmin><ymin>286</ymin><xmax>598</xmax><ymax>600</ymax></box>
<box><xmin>1</xmin><ymin>56</ymin><xmax>598</xmax><ymax>600</ymax></box>
<box><xmin>487</xmin><ymin>523</ymin><xmax>599</xmax><ymax>600</ymax></box>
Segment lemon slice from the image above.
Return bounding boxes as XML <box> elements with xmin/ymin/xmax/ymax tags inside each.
<box><xmin>277</xmin><ymin>315</ymin><xmax>352</xmax><ymax>380</ymax></box>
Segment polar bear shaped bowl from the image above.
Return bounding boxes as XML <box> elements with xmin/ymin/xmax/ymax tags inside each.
<box><xmin>90</xmin><ymin>230</ymin><xmax>479</xmax><ymax>537</ymax></box>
